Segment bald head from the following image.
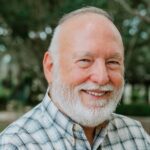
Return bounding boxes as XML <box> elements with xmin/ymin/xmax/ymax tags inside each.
<box><xmin>49</xmin><ymin>6</ymin><xmax>124</xmax><ymax>59</ymax></box>
<box><xmin>59</xmin><ymin>13</ymin><xmax>123</xmax><ymax>49</ymax></box>
<box><xmin>58</xmin><ymin>6</ymin><xmax>113</xmax><ymax>25</ymax></box>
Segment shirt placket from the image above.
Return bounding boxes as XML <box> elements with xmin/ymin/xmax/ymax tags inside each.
<box><xmin>73</xmin><ymin>124</ymin><xmax>91</xmax><ymax>150</ymax></box>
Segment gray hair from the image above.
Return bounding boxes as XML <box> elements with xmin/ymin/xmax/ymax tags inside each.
<box><xmin>58</xmin><ymin>6</ymin><xmax>112</xmax><ymax>25</ymax></box>
<box><xmin>48</xmin><ymin>6</ymin><xmax>112</xmax><ymax>61</ymax></box>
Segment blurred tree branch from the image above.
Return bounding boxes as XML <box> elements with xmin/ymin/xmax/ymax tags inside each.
<box><xmin>114</xmin><ymin>0</ymin><xmax>150</xmax><ymax>23</ymax></box>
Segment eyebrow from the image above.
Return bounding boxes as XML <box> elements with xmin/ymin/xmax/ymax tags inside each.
<box><xmin>72</xmin><ymin>51</ymin><xmax>124</xmax><ymax>60</ymax></box>
<box><xmin>72</xmin><ymin>51</ymin><xmax>95</xmax><ymax>58</ymax></box>
<box><xmin>108</xmin><ymin>52</ymin><xmax>123</xmax><ymax>60</ymax></box>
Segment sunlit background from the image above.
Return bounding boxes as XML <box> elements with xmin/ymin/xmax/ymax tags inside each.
<box><xmin>0</xmin><ymin>0</ymin><xmax>150</xmax><ymax>133</ymax></box>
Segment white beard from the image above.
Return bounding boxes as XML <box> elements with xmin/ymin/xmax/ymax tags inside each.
<box><xmin>50</xmin><ymin>66</ymin><xmax>124</xmax><ymax>127</ymax></box>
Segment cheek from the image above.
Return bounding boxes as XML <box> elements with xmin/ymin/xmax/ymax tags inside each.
<box><xmin>109</xmin><ymin>71</ymin><xmax>124</xmax><ymax>87</ymax></box>
<box><xmin>60</xmin><ymin>66</ymin><xmax>90</xmax><ymax>86</ymax></box>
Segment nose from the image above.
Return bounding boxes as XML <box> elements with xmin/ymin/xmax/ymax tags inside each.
<box><xmin>90</xmin><ymin>61</ymin><xmax>109</xmax><ymax>85</ymax></box>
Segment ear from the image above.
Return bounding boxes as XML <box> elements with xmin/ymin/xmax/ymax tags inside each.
<box><xmin>43</xmin><ymin>51</ymin><xmax>53</xmax><ymax>84</ymax></box>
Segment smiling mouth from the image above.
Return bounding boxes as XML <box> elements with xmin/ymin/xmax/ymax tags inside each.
<box><xmin>82</xmin><ymin>89</ymin><xmax>111</xmax><ymax>98</ymax></box>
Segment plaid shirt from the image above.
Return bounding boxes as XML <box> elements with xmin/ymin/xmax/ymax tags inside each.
<box><xmin>0</xmin><ymin>92</ymin><xmax>150</xmax><ymax>150</ymax></box>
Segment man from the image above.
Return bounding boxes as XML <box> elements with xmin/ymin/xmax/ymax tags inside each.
<box><xmin>0</xmin><ymin>6</ymin><xmax>150</xmax><ymax>150</ymax></box>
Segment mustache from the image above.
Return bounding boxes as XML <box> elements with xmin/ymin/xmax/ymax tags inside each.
<box><xmin>76</xmin><ymin>82</ymin><xmax>114</xmax><ymax>91</ymax></box>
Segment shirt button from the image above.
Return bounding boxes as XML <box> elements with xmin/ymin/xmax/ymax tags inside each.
<box><xmin>75</xmin><ymin>124</ymin><xmax>81</xmax><ymax>131</ymax></box>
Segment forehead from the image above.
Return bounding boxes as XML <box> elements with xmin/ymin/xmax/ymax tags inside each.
<box><xmin>56</xmin><ymin>13</ymin><xmax>124</xmax><ymax>57</ymax></box>
<box><xmin>59</xmin><ymin>13</ymin><xmax>121</xmax><ymax>38</ymax></box>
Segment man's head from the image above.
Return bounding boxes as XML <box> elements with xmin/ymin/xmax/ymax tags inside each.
<box><xmin>43</xmin><ymin>6</ymin><xmax>124</xmax><ymax>127</ymax></box>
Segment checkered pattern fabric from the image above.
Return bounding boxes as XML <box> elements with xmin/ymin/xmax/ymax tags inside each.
<box><xmin>0</xmin><ymin>92</ymin><xmax>150</xmax><ymax>150</ymax></box>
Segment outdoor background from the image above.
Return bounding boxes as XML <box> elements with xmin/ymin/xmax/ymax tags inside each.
<box><xmin>0</xmin><ymin>0</ymin><xmax>150</xmax><ymax>133</ymax></box>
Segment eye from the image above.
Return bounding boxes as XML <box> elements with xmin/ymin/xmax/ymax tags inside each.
<box><xmin>107</xmin><ymin>60</ymin><xmax>121</xmax><ymax>69</ymax></box>
<box><xmin>77</xmin><ymin>59</ymin><xmax>92</xmax><ymax>68</ymax></box>
<box><xmin>108</xmin><ymin>60</ymin><xmax>120</xmax><ymax>65</ymax></box>
<box><xmin>80</xmin><ymin>59</ymin><xmax>91</xmax><ymax>62</ymax></box>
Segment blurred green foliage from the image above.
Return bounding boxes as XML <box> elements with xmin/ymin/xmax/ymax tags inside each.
<box><xmin>116</xmin><ymin>104</ymin><xmax>150</xmax><ymax>116</ymax></box>
<box><xmin>0</xmin><ymin>0</ymin><xmax>150</xmax><ymax>108</ymax></box>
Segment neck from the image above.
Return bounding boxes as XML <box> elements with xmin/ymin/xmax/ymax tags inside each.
<box><xmin>83</xmin><ymin>126</ymin><xmax>95</xmax><ymax>145</ymax></box>
<box><xmin>82</xmin><ymin>121</ymin><xmax>107</xmax><ymax>145</ymax></box>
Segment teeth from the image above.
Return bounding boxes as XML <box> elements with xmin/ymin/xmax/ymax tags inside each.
<box><xmin>87</xmin><ymin>91</ymin><xmax>106</xmax><ymax>96</ymax></box>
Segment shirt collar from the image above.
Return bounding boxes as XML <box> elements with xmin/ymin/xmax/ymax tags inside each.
<box><xmin>41</xmin><ymin>89</ymin><xmax>75</xmax><ymax>138</ymax></box>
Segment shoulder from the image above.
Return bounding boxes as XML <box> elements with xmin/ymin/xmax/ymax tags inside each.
<box><xmin>0</xmin><ymin>103</ymin><xmax>47</xmax><ymax>146</ymax></box>
<box><xmin>110</xmin><ymin>113</ymin><xmax>141</xmax><ymax>127</ymax></box>
<box><xmin>107</xmin><ymin>113</ymin><xmax>150</xmax><ymax>147</ymax></box>
<box><xmin>109</xmin><ymin>113</ymin><xmax>148</xmax><ymax>134</ymax></box>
